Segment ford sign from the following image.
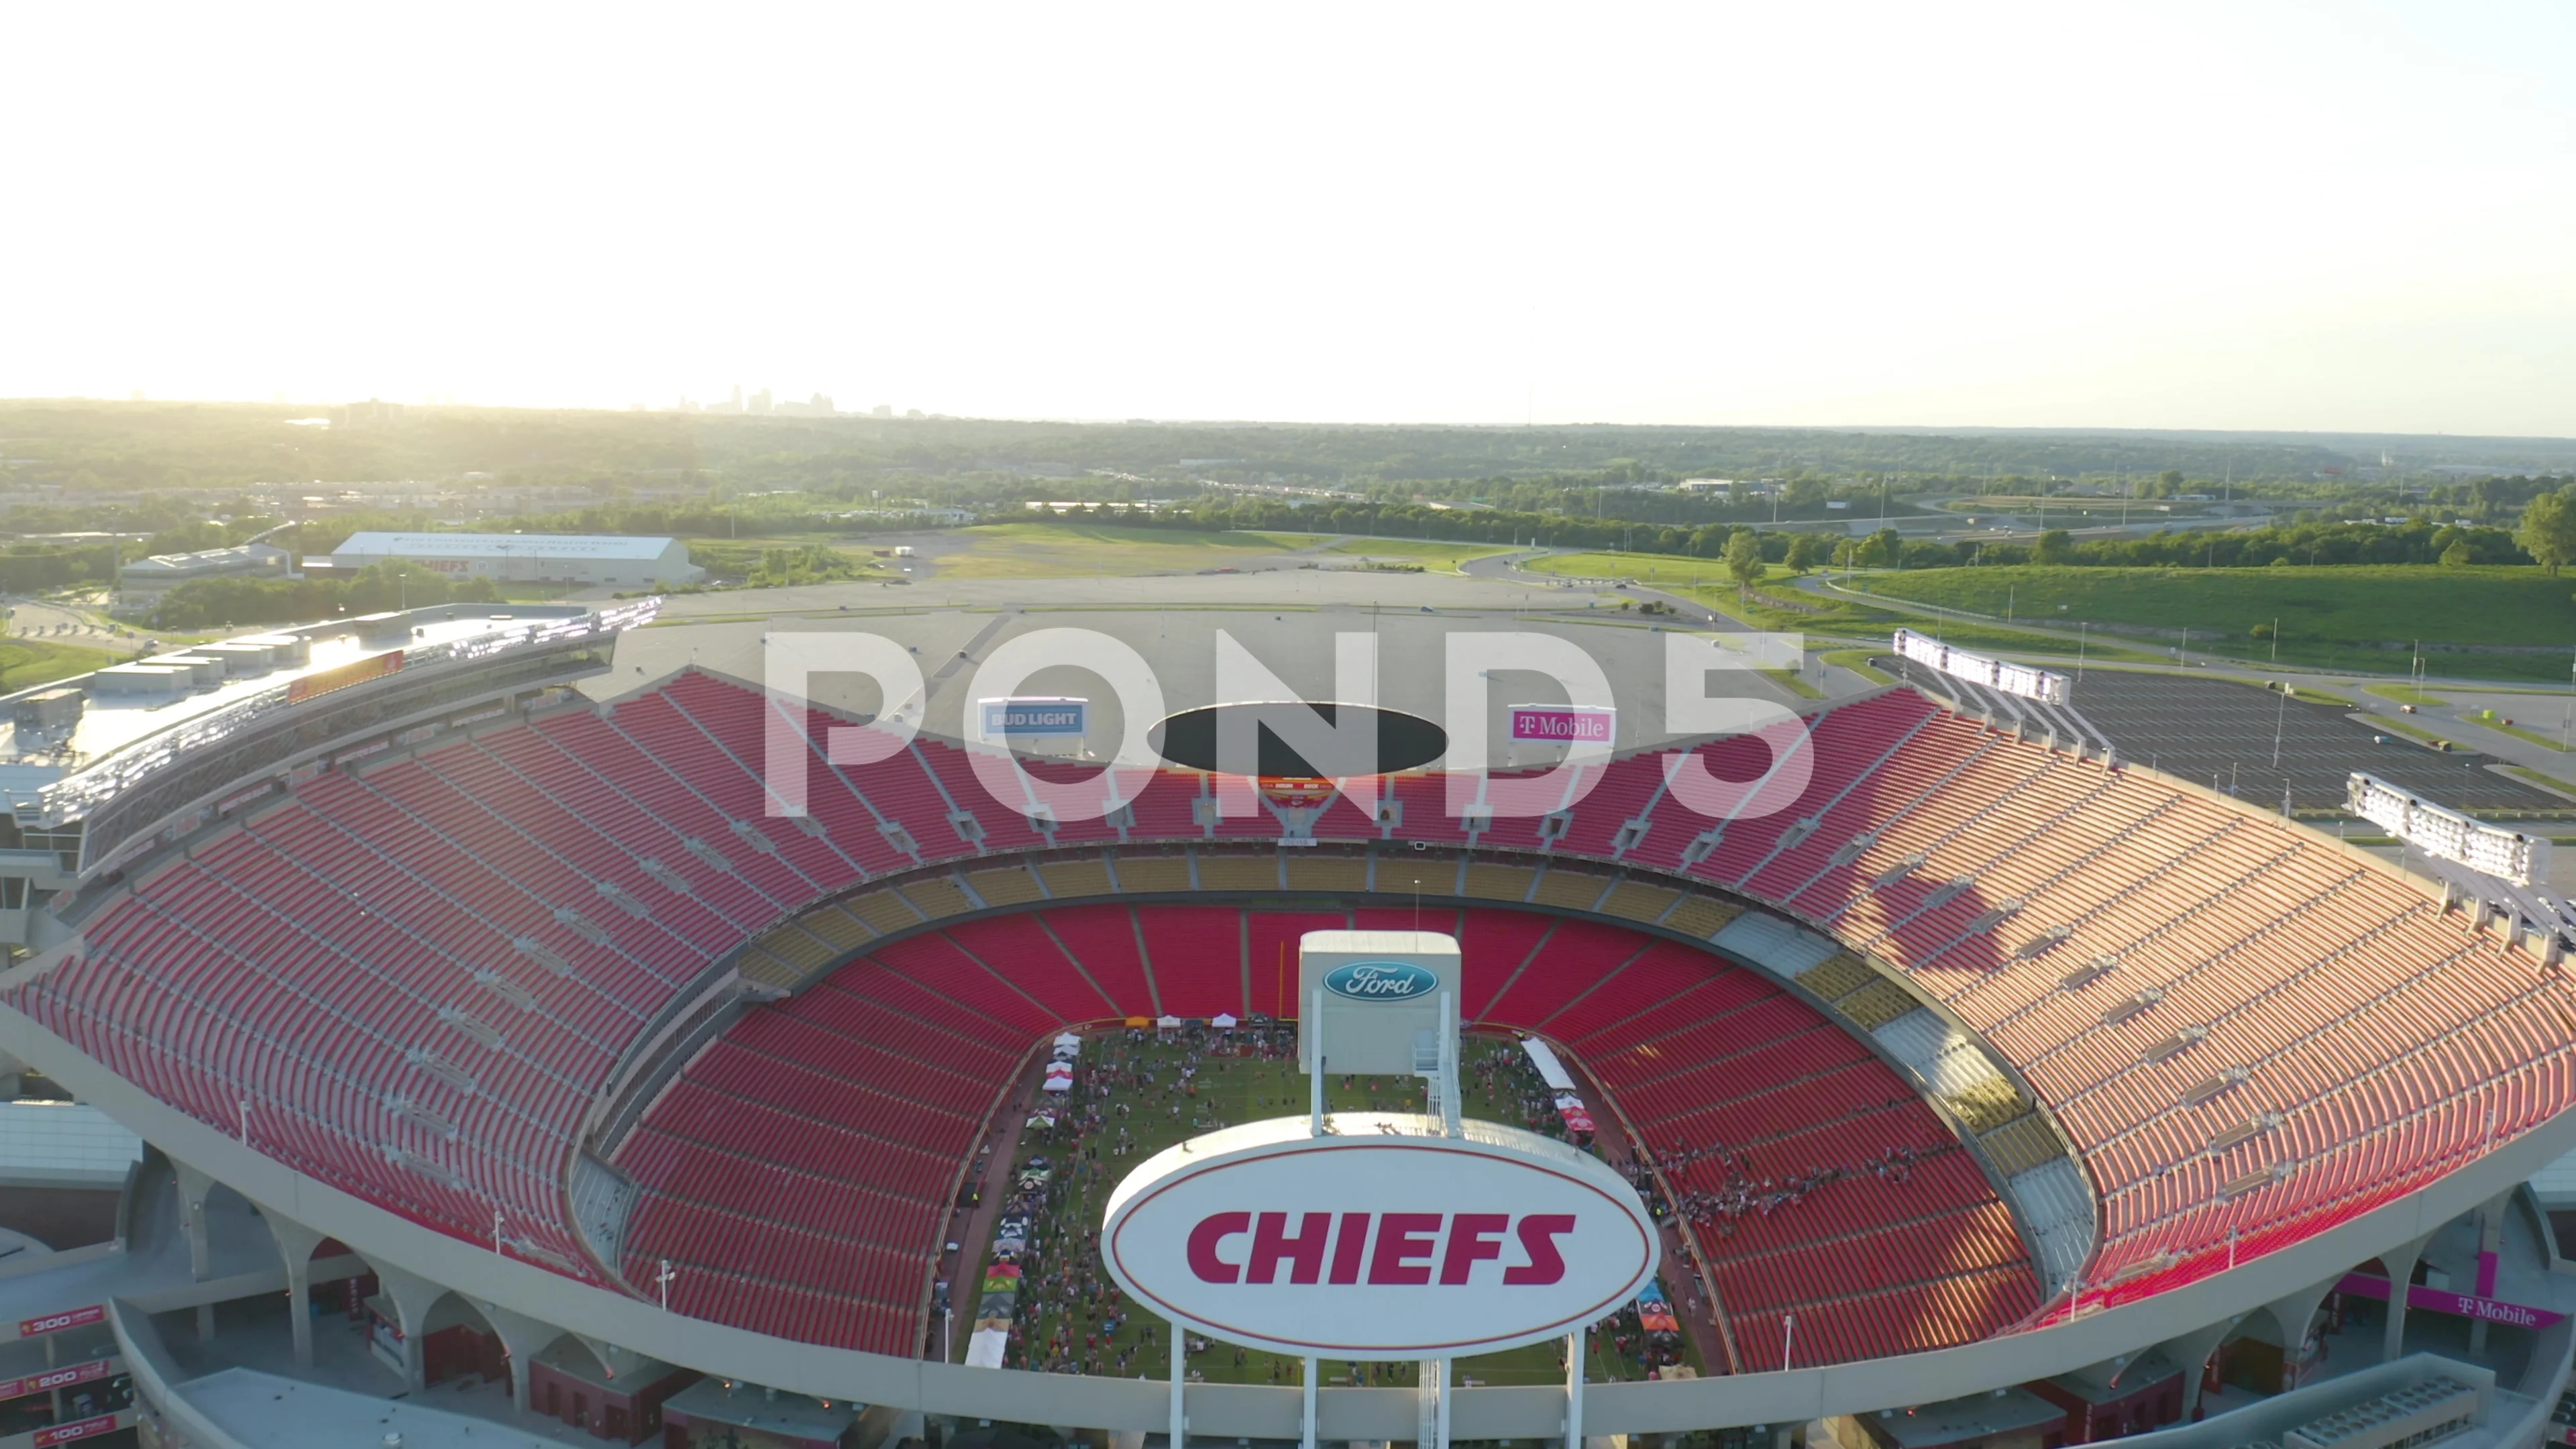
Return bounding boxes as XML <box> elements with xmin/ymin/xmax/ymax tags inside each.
<box><xmin>1102</xmin><ymin>1116</ymin><xmax>1658</xmax><ymax>1357</ymax></box>
<box><xmin>1322</xmin><ymin>960</ymin><xmax>1439</xmax><ymax>1003</ymax></box>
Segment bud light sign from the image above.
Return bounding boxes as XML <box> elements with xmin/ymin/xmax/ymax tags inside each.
<box><xmin>1509</xmin><ymin>705</ymin><xmax>1613</xmax><ymax>744</ymax></box>
<box><xmin>1102</xmin><ymin>1118</ymin><xmax>1658</xmax><ymax>1356</ymax></box>
<box><xmin>1322</xmin><ymin>960</ymin><xmax>1438</xmax><ymax>1003</ymax></box>
<box><xmin>980</xmin><ymin>697</ymin><xmax>1087</xmax><ymax>736</ymax></box>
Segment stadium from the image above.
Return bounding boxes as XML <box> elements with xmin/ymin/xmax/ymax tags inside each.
<box><xmin>0</xmin><ymin>578</ymin><xmax>2570</xmax><ymax>1449</ymax></box>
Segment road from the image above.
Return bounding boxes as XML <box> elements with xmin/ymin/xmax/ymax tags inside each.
<box><xmin>1</xmin><ymin>596</ymin><xmax>131</xmax><ymax>650</ymax></box>
<box><xmin>1458</xmin><ymin>549</ymin><xmax>1883</xmax><ymax>697</ymax></box>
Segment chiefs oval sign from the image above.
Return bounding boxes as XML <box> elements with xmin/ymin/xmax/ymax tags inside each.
<box><xmin>1102</xmin><ymin>1114</ymin><xmax>1658</xmax><ymax>1358</ymax></box>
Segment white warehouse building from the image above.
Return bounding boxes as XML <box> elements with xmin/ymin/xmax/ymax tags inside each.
<box><xmin>326</xmin><ymin>531</ymin><xmax>705</xmax><ymax>587</ymax></box>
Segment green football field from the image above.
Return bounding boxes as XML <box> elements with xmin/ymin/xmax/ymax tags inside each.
<box><xmin>967</xmin><ymin>1030</ymin><xmax>1706</xmax><ymax>1389</ymax></box>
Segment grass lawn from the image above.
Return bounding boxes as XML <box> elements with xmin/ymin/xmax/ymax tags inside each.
<box><xmin>1692</xmin><ymin>581</ymin><xmax>2167</xmax><ymax>663</ymax></box>
<box><xmin>2489</xmin><ymin>720</ymin><xmax>2571</xmax><ymax>753</ymax></box>
<box><xmin>2504</xmin><ymin>767</ymin><xmax>2576</xmax><ymax>800</ymax></box>
<box><xmin>1323</xmin><ymin>537</ymin><xmax>1513</xmax><ymax>567</ymax></box>
<box><xmin>0</xmin><ymin>637</ymin><xmax>120</xmax><ymax>693</ymax></box>
<box><xmin>987</xmin><ymin>1030</ymin><xmax>1700</xmax><ymax>1389</ymax></box>
<box><xmin>926</xmin><ymin>523</ymin><xmax>1321</xmax><ymax>580</ymax></box>
<box><xmin>1820</xmin><ymin>648</ymin><xmax>1896</xmax><ymax>685</ymax></box>
<box><xmin>1521</xmin><ymin>549</ymin><xmax>1788</xmax><ymax>587</ymax></box>
<box><xmin>2368</xmin><ymin>714</ymin><xmax>2457</xmax><ymax>748</ymax></box>
<box><xmin>1858</xmin><ymin>565</ymin><xmax>2576</xmax><ymax>680</ymax></box>
<box><xmin>2363</xmin><ymin>684</ymin><xmax>2449</xmax><ymax>706</ymax></box>
<box><xmin>1760</xmin><ymin>667</ymin><xmax>1824</xmax><ymax>699</ymax></box>
<box><xmin>2453</xmin><ymin>704</ymin><xmax>2572</xmax><ymax>752</ymax></box>
<box><xmin>1523</xmin><ymin>549</ymin><xmax>2181</xmax><ymax>665</ymax></box>
<box><xmin>684</xmin><ymin>537</ymin><xmax>902</xmax><ymax>574</ymax></box>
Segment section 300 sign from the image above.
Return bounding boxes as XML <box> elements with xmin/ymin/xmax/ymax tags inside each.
<box><xmin>1101</xmin><ymin>1117</ymin><xmax>1658</xmax><ymax>1357</ymax></box>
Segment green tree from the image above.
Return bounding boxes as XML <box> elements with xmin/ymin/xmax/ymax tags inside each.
<box><xmin>1856</xmin><ymin>527</ymin><xmax>1900</xmax><ymax>568</ymax></box>
<box><xmin>343</xmin><ymin>559</ymin><xmax>457</xmax><ymax>613</ymax></box>
<box><xmin>1784</xmin><ymin>533</ymin><xmax>1826</xmax><ymax>572</ymax></box>
<box><xmin>2518</xmin><ymin>486</ymin><xmax>2576</xmax><ymax>575</ymax></box>
<box><xmin>145</xmin><ymin>520</ymin><xmax>229</xmax><ymax>555</ymax></box>
<box><xmin>2033</xmin><ymin>529</ymin><xmax>2072</xmax><ymax>566</ymax></box>
<box><xmin>2439</xmin><ymin>541</ymin><xmax>2473</xmax><ymax>567</ymax></box>
<box><xmin>1722</xmin><ymin>529</ymin><xmax>1764</xmax><ymax>593</ymax></box>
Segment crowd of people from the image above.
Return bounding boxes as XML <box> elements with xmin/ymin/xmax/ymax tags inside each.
<box><xmin>969</xmin><ymin>1025</ymin><xmax>1717</xmax><ymax>1385</ymax></box>
<box><xmin>1628</xmin><ymin>1132</ymin><xmax>1935</xmax><ymax>1238</ymax></box>
<box><xmin>993</xmin><ymin>1024</ymin><xmax>1290</xmax><ymax>1377</ymax></box>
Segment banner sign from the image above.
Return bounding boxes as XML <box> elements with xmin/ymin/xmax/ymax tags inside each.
<box><xmin>15</xmin><ymin>1305</ymin><xmax>105</xmax><ymax>1338</ymax></box>
<box><xmin>35</xmin><ymin>1415</ymin><xmax>119</xmax><ymax>1446</ymax></box>
<box><xmin>2334</xmin><ymin>1272</ymin><xmax>2566</xmax><ymax>1328</ymax></box>
<box><xmin>288</xmin><ymin>649</ymin><xmax>405</xmax><ymax>706</ymax></box>
<box><xmin>1552</xmin><ymin>1093</ymin><xmax>1596</xmax><ymax>1134</ymax></box>
<box><xmin>1637</xmin><ymin>1281</ymin><xmax>1680</xmax><ymax>1334</ymax></box>
<box><xmin>1509</xmin><ymin>706</ymin><xmax>1615</xmax><ymax>744</ymax></box>
<box><xmin>0</xmin><ymin>1358</ymin><xmax>111</xmax><ymax>1402</ymax></box>
<box><xmin>979</xmin><ymin>697</ymin><xmax>1087</xmax><ymax>737</ymax></box>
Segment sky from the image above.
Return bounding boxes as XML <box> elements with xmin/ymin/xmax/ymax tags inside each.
<box><xmin>4</xmin><ymin>2</ymin><xmax>2573</xmax><ymax>435</ymax></box>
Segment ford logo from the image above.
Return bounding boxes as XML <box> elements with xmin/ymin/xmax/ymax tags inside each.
<box><xmin>1322</xmin><ymin>961</ymin><xmax>1438</xmax><ymax>1002</ymax></box>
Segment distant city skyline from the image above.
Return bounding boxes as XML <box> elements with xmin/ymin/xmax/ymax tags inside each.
<box><xmin>5</xmin><ymin>3</ymin><xmax>2573</xmax><ymax>436</ymax></box>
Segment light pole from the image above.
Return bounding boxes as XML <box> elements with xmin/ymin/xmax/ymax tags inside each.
<box><xmin>2563</xmin><ymin>648</ymin><xmax>2574</xmax><ymax>752</ymax></box>
<box><xmin>1169</xmin><ymin>1316</ymin><xmax>1185</xmax><ymax>1448</ymax></box>
<box><xmin>2273</xmin><ymin>685</ymin><xmax>2288</xmax><ymax>768</ymax></box>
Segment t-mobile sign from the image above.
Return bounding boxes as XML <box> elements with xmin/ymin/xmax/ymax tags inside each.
<box><xmin>1508</xmin><ymin>706</ymin><xmax>1614</xmax><ymax>744</ymax></box>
